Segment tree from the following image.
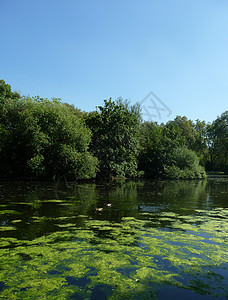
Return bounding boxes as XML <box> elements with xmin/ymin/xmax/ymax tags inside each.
<box><xmin>86</xmin><ymin>98</ymin><xmax>141</xmax><ymax>178</ymax></box>
<box><xmin>166</xmin><ymin>116</ymin><xmax>199</xmax><ymax>150</ymax></box>
<box><xmin>206</xmin><ymin>111</ymin><xmax>228</xmax><ymax>172</ymax></box>
<box><xmin>138</xmin><ymin>120</ymin><xmax>206</xmax><ymax>179</ymax></box>
<box><xmin>138</xmin><ymin>122</ymin><xmax>172</xmax><ymax>177</ymax></box>
<box><xmin>0</xmin><ymin>91</ymin><xmax>98</xmax><ymax>179</ymax></box>
<box><xmin>0</xmin><ymin>79</ymin><xmax>20</xmax><ymax>102</ymax></box>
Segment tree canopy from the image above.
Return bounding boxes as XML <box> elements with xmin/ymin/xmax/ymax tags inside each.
<box><xmin>0</xmin><ymin>81</ymin><xmax>98</xmax><ymax>180</ymax></box>
<box><xmin>0</xmin><ymin>79</ymin><xmax>227</xmax><ymax>180</ymax></box>
<box><xmin>86</xmin><ymin>98</ymin><xmax>141</xmax><ymax>178</ymax></box>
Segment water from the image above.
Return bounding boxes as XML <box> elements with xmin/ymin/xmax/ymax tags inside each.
<box><xmin>0</xmin><ymin>178</ymin><xmax>227</xmax><ymax>299</ymax></box>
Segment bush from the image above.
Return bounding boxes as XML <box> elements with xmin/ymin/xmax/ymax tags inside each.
<box><xmin>174</xmin><ymin>147</ymin><xmax>199</xmax><ymax>169</ymax></box>
<box><xmin>165</xmin><ymin>147</ymin><xmax>206</xmax><ymax>179</ymax></box>
<box><xmin>164</xmin><ymin>166</ymin><xmax>181</xmax><ymax>179</ymax></box>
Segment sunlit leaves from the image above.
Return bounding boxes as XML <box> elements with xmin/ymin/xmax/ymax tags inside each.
<box><xmin>86</xmin><ymin>98</ymin><xmax>141</xmax><ymax>178</ymax></box>
<box><xmin>0</xmin><ymin>92</ymin><xmax>98</xmax><ymax>179</ymax></box>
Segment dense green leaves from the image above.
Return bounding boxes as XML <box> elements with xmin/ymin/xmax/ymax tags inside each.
<box><xmin>206</xmin><ymin>111</ymin><xmax>228</xmax><ymax>172</ymax></box>
<box><xmin>138</xmin><ymin>122</ymin><xmax>206</xmax><ymax>179</ymax></box>
<box><xmin>0</xmin><ymin>79</ymin><xmax>227</xmax><ymax>179</ymax></box>
<box><xmin>164</xmin><ymin>147</ymin><xmax>206</xmax><ymax>179</ymax></box>
<box><xmin>138</xmin><ymin>122</ymin><xmax>173</xmax><ymax>177</ymax></box>
<box><xmin>86</xmin><ymin>98</ymin><xmax>141</xmax><ymax>178</ymax></box>
<box><xmin>0</xmin><ymin>82</ymin><xmax>98</xmax><ymax>179</ymax></box>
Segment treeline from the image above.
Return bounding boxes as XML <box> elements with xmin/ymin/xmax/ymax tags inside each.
<box><xmin>0</xmin><ymin>79</ymin><xmax>227</xmax><ymax>180</ymax></box>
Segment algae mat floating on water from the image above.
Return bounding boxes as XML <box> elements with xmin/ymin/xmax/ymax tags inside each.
<box><xmin>0</xmin><ymin>208</ymin><xmax>228</xmax><ymax>299</ymax></box>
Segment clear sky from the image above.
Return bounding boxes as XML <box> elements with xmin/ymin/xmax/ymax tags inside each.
<box><xmin>1</xmin><ymin>0</ymin><xmax>227</xmax><ymax>124</ymax></box>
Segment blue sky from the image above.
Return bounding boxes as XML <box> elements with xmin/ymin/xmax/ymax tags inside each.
<box><xmin>1</xmin><ymin>0</ymin><xmax>227</xmax><ymax>123</ymax></box>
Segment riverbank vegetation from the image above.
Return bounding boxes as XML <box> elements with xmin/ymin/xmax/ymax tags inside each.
<box><xmin>0</xmin><ymin>79</ymin><xmax>227</xmax><ymax>180</ymax></box>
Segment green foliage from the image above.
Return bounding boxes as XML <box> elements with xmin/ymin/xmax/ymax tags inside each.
<box><xmin>138</xmin><ymin>118</ymin><xmax>210</xmax><ymax>179</ymax></box>
<box><xmin>163</xmin><ymin>165</ymin><xmax>181</xmax><ymax>179</ymax></box>
<box><xmin>138</xmin><ymin>122</ymin><xmax>174</xmax><ymax>177</ymax></box>
<box><xmin>206</xmin><ymin>111</ymin><xmax>228</xmax><ymax>172</ymax></box>
<box><xmin>166</xmin><ymin>116</ymin><xmax>209</xmax><ymax>164</ymax></box>
<box><xmin>0</xmin><ymin>79</ymin><xmax>227</xmax><ymax>179</ymax></box>
<box><xmin>166</xmin><ymin>116</ymin><xmax>198</xmax><ymax>149</ymax></box>
<box><xmin>194</xmin><ymin>119</ymin><xmax>209</xmax><ymax>164</ymax></box>
<box><xmin>27</xmin><ymin>154</ymin><xmax>45</xmax><ymax>176</ymax></box>
<box><xmin>0</xmin><ymin>79</ymin><xmax>20</xmax><ymax>103</ymax></box>
<box><xmin>86</xmin><ymin>98</ymin><xmax>141</xmax><ymax>178</ymax></box>
<box><xmin>165</xmin><ymin>147</ymin><xmax>206</xmax><ymax>179</ymax></box>
<box><xmin>174</xmin><ymin>147</ymin><xmax>199</xmax><ymax>169</ymax></box>
<box><xmin>0</xmin><ymin>83</ymin><xmax>98</xmax><ymax>179</ymax></box>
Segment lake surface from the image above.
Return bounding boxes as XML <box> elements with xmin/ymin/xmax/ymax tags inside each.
<box><xmin>0</xmin><ymin>178</ymin><xmax>227</xmax><ymax>299</ymax></box>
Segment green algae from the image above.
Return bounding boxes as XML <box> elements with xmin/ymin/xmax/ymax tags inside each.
<box><xmin>0</xmin><ymin>209</ymin><xmax>21</xmax><ymax>215</ymax></box>
<box><xmin>40</xmin><ymin>199</ymin><xmax>66</xmax><ymax>203</ymax></box>
<box><xmin>0</xmin><ymin>208</ymin><xmax>228</xmax><ymax>299</ymax></box>
<box><xmin>11</xmin><ymin>202</ymin><xmax>36</xmax><ymax>205</ymax></box>
<box><xmin>0</xmin><ymin>226</ymin><xmax>16</xmax><ymax>231</ymax></box>
<box><xmin>11</xmin><ymin>219</ymin><xmax>22</xmax><ymax>223</ymax></box>
<box><xmin>56</xmin><ymin>223</ymin><xmax>76</xmax><ymax>228</ymax></box>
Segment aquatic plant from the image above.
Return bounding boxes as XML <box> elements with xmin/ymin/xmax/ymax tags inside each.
<box><xmin>0</xmin><ymin>207</ymin><xmax>227</xmax><ymax>299</ymax></box>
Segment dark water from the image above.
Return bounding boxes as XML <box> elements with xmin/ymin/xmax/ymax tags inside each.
<box><xmin>0</xmin><ymin>178</ymin><xmax>227</xmax><ymax>299</ymax></box>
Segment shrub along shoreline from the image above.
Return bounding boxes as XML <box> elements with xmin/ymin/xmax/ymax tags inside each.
<box><xmin>0</xmin><ymin>80</ymin><xmax>227</xmax><ymax>180</ymax></box>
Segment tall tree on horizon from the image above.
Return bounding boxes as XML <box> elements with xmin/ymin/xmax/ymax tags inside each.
<box><xmin>86</xmin><ymin>98</ymin><xmax>141</xmax><ymax>178</ymax></box>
